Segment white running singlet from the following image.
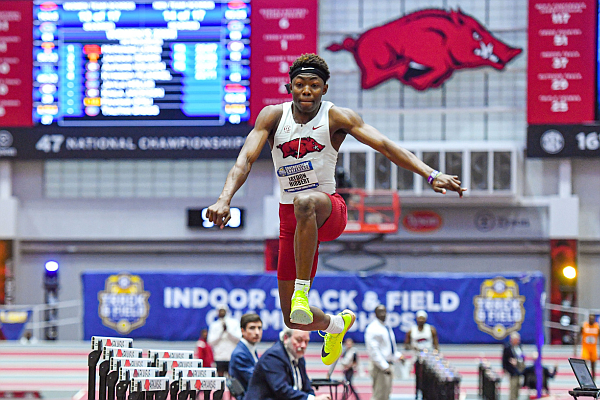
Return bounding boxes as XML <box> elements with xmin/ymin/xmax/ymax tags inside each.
<box><xmin>272</xmin><ymin>101</ymin><xmax>338</xmax><ymax>204</ymax></box>
<box><xmin>410</xmin><ymin>324</ymin><xmax>434</xmax><ymax>351</ymax></box>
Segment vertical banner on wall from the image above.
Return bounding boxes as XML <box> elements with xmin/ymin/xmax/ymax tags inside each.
<box><xmin>82</xmin><ymin>272</ymin><xmax>544</xmax><ymax>344</ymax></box>
<box><xmin>249</xmin><ymin>0</ymin><xmax>318</xmax><ymax>124</ymax></box>
<box><xmin>527</xmin><ymin>0</ymin><xmax>597</xmax><ymax>124</ymax></box>
<box><xmin>0</xmin><ymin>0</ymin><xmax>33</xmax><ymax>128</ymax></box>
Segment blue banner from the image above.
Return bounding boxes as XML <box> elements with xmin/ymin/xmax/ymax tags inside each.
<box><xmin>82</xmin><ymin>272</ymin><xmax>544</xmax><ymax>344</ymax></box>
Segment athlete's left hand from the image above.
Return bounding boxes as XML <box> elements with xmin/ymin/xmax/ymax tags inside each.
<box><xmin>432</xmin><ymin>174</ymin><xmax>467</xmax><ymax>197</ymax></box>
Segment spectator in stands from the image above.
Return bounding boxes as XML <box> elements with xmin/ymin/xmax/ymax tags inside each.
<box><xmin>502</xmin><ymin>332</ymin><xmax>525</xmax><ymax>400</ymax></box>
<box><xmin>365</xmin><ymin>304</ymin><xmax>403</xmax><ymax>400</ymax></box>
<box><xmin>522</xmin><ymin>351</ymin><xmax>557</xmax><ymax>395</ymax></box>
<box><xmin>577</xmin><ymin>314</ymin><xmax>600</xmax><ymax>379</ymax></box>
<box><xmin>340</xmin><ymin>337</ymin><xmax>361</xmax><ymax>400</ymax></box>
<box><xmin>245</xmin><ymin>327</ymin><xmax>331</xmax><ymax>400</ymax></box>
<box><xmin>208</xmin><ymin>304</ymin><xmax>241</xmax><ymax>378</ymax></box>
<box><xmin>229</xmin><ymin>313</ymin><xmax>263</xmax><ymax>399</ymax></box>
<box><xmin>195</xmin><ymin>328</ymin><xmax>214</xmax><ymax>368</ymax></box>
<box><xmin>404</xmin><ymin>310</ymin><xmax>439</xmax><ymax>352</ymax></box>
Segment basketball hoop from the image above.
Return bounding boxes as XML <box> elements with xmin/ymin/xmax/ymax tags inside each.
<box><xmin>337</xmin><ymin>189</ymin><xmax>400</xmax><ymax>234</ymax></box>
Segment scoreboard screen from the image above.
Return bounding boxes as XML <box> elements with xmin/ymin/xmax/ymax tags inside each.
<box><xmin>0</xmin><ymin>0</ymin><xmax>317</xmax><ymax>159</ymax></box>
<box><xmin>33</xmin><ymin>0</ymin><xmax>250</xmax><ymax>128</ymax></box>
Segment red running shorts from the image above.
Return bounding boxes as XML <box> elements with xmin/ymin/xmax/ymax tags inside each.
<box><xmin>277</xmin><ymin>193</ymin><xmax>347</xmax><ymax>281</ymax></box>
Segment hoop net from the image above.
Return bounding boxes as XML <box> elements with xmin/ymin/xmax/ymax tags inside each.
<box><xmin>337</xmin><ymin>189</ymin><xmax>400</xmax><ymax>234</ymax></box>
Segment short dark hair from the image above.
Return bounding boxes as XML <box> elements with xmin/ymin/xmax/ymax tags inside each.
<box><xmin>289</xmin><ymin>53</ymin><xmax>330</xmax><ymax>82</ymax></box>
<box><xmin>240</xmin><ymin>313</ymin><xmax>262</xmax><ymax>330</ymax></box>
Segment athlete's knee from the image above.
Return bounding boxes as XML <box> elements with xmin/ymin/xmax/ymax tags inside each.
<box><xmin>293</xmin><ymin>194</ymin><xmax>317</xmax><ymax>220</ymax></box>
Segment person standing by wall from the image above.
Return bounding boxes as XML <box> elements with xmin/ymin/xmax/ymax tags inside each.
<box><xmin>340</xmin><ymin>337</ymin><xmax>361</xmax><ymax>400</ymax></box>
<box><xmin>577</xmin><ymin>314</ymin><xmax>600</xmax><ymax>379</ymax></box>
<box><xmin>207</xmin><ymin>304</ymin><xmax>241</xmax><ymax>377</ymax></box>
<box><xmin>365</xmin><ymin>305</ymin><xmax>402</xmax><ymax>400</ymax></box>
<box><xmin>502</xmin><ymin>332</ymin><xmax>525</xmax><ymax>400</ymax></box>
<box><xmin>195</xmin><ymin>328</ymin><xmax>214</xmax><ymax>368</ymax></box>
<box><xmin>404</xmin><ymin>310</ymin><xmax>439</xmax><ymax>352</ymax></box>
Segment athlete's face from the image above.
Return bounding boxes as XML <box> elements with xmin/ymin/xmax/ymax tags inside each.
<box><xmin>590</xmin><ymin>315</ymin><xmax>596</xmax><ymax>325</ymax></box>
<box><xmin>291</xmin><ymin>74</ymin><xmax>328</xmax><ymax>114</ymax></box>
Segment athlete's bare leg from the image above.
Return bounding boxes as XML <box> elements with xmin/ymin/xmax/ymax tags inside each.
<box><xmin>280</xmin><ymin>279</ymin><xmax>330</xmax><ymax>331</ymax></box>
<box><xmin>293</xmin><ymin>192</ymin><xmax>332</xmax><ymax>281</ymax></box>
<box><xmin>280</xmin><ymin>192</ymin><xmax>333</xmax><ymax>330</ymax></box>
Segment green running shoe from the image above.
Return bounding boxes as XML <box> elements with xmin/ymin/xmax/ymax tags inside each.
<box><xmin>321</xmin><ymin>309</ymin><xmax>356</xmax><ymax>365</ymax></box>
<box><xmin>290</xmin><ymin>290</ymin><xmax>313</xmax><ymax>325</ymax></box>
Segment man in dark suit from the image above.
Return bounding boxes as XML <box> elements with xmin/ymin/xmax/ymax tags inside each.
<box><xmin>502</xmin><ymin>332</ymin><xmax>525</xmax><ymax>400</ymax></box>
<box><xmin>245</xmin><ymin>328</ymin><xmax>331</xmax><ymax>400</ymax></box>
<box><xmin>229</xmin><ymin>313</ymin><xmax>263</xmax><ymax>399</ymax></box>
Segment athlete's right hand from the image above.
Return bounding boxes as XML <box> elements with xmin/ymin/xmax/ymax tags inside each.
<box><xmin>206</xmin><ymin>200</ymin><xmax>231</xmax><ymax>228</ymax></box>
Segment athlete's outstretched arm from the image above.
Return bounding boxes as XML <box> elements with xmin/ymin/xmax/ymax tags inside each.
<box><xmin>207</xmin><ymin>106</ymin><xmax>280</xmax><ymax>227</ymax></box>
<box><xmin>331</xmin><ymin>106</ymin><xmax>466</xmax><ymax>196</ymax></box>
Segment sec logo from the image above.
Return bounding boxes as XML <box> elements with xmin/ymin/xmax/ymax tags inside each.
<box><xmin>0</xmin><ymin>130</ymin><xmax>13</xmax><ymax>148</ymax></box>
<box><xmin>540</xmin><ymin>129</ymin><xmax>564</xmax><ymax>154</ymax></box>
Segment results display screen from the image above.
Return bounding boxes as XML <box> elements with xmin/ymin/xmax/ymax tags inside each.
<box><xmin>0</xmin><ymin>0</ymin><xmax>316</xmax><ymax>159</ymax></box>
<box><xmin>33</xmin><ymin>0</ymin><xmax>250</xmax><ymax>128</ymax></box>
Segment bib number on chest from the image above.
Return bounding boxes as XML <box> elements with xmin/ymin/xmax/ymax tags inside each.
<box><xmin>277</xmin><ymin>161</ymin><xmax>320</xmax><ymax>193</ymax></box>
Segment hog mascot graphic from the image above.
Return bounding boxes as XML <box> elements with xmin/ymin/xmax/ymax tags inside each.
<box><xmin>326</xmin><ymin>8</ymin><xmax>522</xmax><ymax>91</ymax></box>
<box><xmin>277</xmin><ymin>137</ymin><xmax>325</xmax><ymax>159</ymax></box>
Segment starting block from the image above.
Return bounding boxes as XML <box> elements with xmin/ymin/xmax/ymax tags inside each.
<box><xmin>88</xmin><ymin>337</ymin><xmax>133</xmax><ymax>400</ymax></box>
<box><xmin>106</xmin><ymin>357</ymin><xmax>158</xmax><ymax>400</ymax></box>
<box><xmin>92</xmin><ymin>337</ymin><xmax>134</xmax><ymax>351</ymax></box>
<box><xmin>88</xmin><ymin>336</ymin><xmax>224</xmax><ymax>400</ymax></box>
<box><xmin>172</xmin><ymin>367</ymin><xmax>216</xmax><ymax>380</ymax></box>
<box><xmin>178</xmin><ymin>377</ymin><xmax>226</xmax><ymax>400</ymax></box>
<box><xmin>103</xmin><ymin>347</ymin><xmax>143</xmax><ymax>361</ymax></box>
<box><xmin>119</xmin><ymin>366</ymin><xmax>160</xmax><ymax>381</ymax></box>
<box><xmin>155</xmin><ymin>358</ymin><xmax>203</xmax><ymax>376</ymax></box>
<box><xmin>109</xmin><ymin>359</ymin><xmax>153</xmax><ymax>400</ymax></box>
<box><xmin>130</xmin><ymin>377</ymin><xmax>170</xmax><ymax>400</ymax></box>
<box><xmin>110</xmin><ymin>357</ymin><xmax>153</xmax><ymax>371</ymax></box>
<box><xmin>147</xmin><ymin>350</ymin><xmax>194</xmax><ymax>365</ymax></box>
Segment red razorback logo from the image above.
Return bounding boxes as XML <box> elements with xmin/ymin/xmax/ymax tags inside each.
<box><xmin>326</xmin><ymin>8</ymin><xmax>522</xmax><ymax>91</ymax></box>
<box><xmin>277</xmin><ymin>137</ymin><xmax>325</xmax><ymax>159</ymax></box>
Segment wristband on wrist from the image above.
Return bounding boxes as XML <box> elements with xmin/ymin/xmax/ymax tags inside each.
<box><xmin>427</xmin><ymin>170</ymin><xmax>442</xmax><ymax>185</ymax></box>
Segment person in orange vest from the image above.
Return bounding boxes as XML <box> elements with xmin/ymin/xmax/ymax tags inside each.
<box><xmin>578</xmin><ymin>314</ymin><xmax>600</xmax><ymax>379</ymax></box>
